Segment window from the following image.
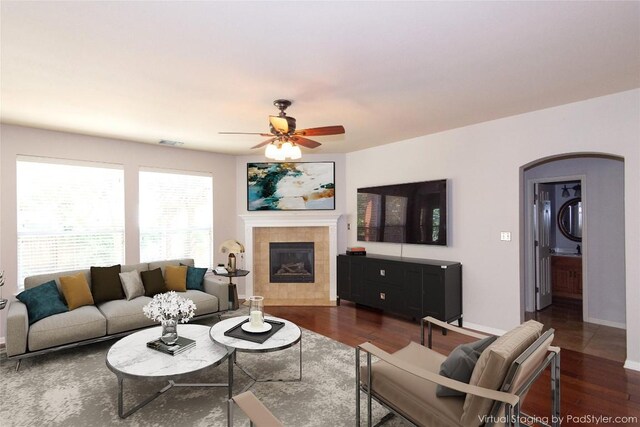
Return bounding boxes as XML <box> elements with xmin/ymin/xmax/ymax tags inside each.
<box><xmin>139</xmin><ymin>169</ymin><xmax>213</xmax><ymax>267</ymax></box>
<box><xmin>17</xmin><ymin>157</ymin><xmax>125</xmax><ymax>287</ymax></box>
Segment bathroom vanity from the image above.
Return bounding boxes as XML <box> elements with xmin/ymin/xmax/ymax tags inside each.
<box><xmin>551</xmin><ymin>255</ymin><xmax>582</xmax><ymax>300</ymax></box>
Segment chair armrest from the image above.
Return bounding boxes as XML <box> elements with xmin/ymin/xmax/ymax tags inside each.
<box><xmin>358</xmin><ymin>342</ymin><xmax>520</xmax><ymax>408</ymax></box>
<box><xmin>6</xmin><ymin>298</ymin><xmax>29</xmax><ymax>357</ymax></box>
<box><xmin>231</xmin><ymin>391</ymin><xmax>284</xmax><ymax>427</ymax></box>
<box><xmin>423</xmin><ymin>316</ymin><xmax>490</xmax><ymax>340</ymax></box>
<box><xmin>203</xmin><ymin>273</ymin><xmax>229</xmax><ymax>311</ymax></box>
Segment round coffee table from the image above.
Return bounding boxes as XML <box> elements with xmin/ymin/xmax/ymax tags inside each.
<box><xmin>106</xmin><ymin>324</ymin><xmax>233</xmax><ymax>418</ymax></box>
<box><xmin>210</xmin><ymin>316</ymin><xmax>302</xmax><ymax>391</ymax></box>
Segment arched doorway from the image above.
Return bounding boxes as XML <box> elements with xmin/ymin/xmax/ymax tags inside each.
<box><xmin>520</xmin><ymin>153</ymin><xmax>626</xmax><ymax>362</ymax></box>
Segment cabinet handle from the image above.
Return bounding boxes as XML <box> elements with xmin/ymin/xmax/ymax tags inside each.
<box><xmin>380</xmin><ymin>292</ymin><xmax>386</xmax><ymax>300</ymax></box>
<box><xmin>380</xmin><ymin>269</ymin><xmax>385</xmax><ymax>277</ymax></box>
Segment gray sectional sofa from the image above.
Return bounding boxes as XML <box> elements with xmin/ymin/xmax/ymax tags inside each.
<box><xmin>6</xmin><ymin>258</ymin><xmax>228</xmax><ymax>366</ymax></box>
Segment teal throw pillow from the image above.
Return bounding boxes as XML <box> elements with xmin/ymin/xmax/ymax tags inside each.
<box><xmin>186</xmin><ymin>266</ymin><xmax>208</xmax><ymax>291</ymax></box>
<box><xmin>436</xmin><ymin>335</ymin><xmax>497</xmax><ymax>397</ymax></box>
<box><xmin>16</xmin><ymin>280</ymin><xmax>69</xmax><ymax>325</ymax></box>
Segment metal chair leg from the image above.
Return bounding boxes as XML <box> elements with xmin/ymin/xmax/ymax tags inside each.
<box><xmin>551</xmin><ymin>352</ymin><xmax>561</xmax><ymax>427</ymax></box>
<box><xmin>356</xmin><ymin>347</ymin><xmax>361</xmax><ymax>426</ymax></box>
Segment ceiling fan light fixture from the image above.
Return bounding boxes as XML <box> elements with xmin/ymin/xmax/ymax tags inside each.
<box><xmin>281</xmin><ymin>141</ymin><xmax>294</xmax><ymax>157</ymax></box>
<box><xmin>274</xmin><ymin>147</ymin><xmax>287</xmax><ymax>161</ymax></box>
<box><xmin>265</xmin><ymin>143</ymin><xmax>278</xmax><ymax>159</ymax></box>
<box><xmin>290</xmin><ymin>144</ymin><xmax>302</xmax><ymax>160</ymax></box>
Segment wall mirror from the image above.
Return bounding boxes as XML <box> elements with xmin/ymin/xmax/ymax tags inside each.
<box><xmin>558</xmin><ymin>198</ymin><xmax>582</xmax><ymax>242</ymax></box>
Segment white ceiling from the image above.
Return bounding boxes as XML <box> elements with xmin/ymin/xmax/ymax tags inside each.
<box><xmin>1</xmin><ymin>1</ymin><xmax>638</xmax><ymax>155</ymax></box>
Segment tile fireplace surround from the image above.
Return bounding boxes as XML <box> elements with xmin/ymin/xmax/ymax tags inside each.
<box><xmin>240</xmin><ymin>214</ymin><xmax>341</xmax><ymax>306</ymax></box>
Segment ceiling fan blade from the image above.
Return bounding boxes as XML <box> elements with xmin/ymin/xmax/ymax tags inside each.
<box><xmin>251</xmin><ymin>137</ymin><xmax>278</xmax><ymax>149</ymax></box>
<box><xmin>290</xmin><ymin>136</ymin><xmax>321</xmax><ymax>149</ymax></box>
<box><xmin>294</xmin><ymin>125</ymin><xmax>345</xmax><ymax>137</ymax></box>
<box><xmin>219</xmin><ymin>132</ymin><xmax>274</xmax><ymax>137</ymax></box>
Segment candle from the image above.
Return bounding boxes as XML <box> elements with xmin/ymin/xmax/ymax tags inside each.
<box><xmin>250</xmin><ymin>310</ymin><xmax>263</xmax><ymax>328</ymax></box>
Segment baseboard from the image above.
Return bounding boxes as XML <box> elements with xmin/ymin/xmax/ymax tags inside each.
<box><xmin>624</xmin><ymin>359</ymin><xmax>640</xmax><ymax>372</ymax></box>
<box><xmin>462</xmin><ymin>321</ymin><xmax>507</xmax><ymax>337</ymax></box>
<box><xmin>585</xmin><ymin>317</ymin><xmax>626</xmax><ymax>330</ymax></box>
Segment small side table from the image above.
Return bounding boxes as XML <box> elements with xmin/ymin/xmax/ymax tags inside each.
<box><xmin>213</xmin><ymin>269</ymin><xmax>250</xmax><ymax>311</ymax></box>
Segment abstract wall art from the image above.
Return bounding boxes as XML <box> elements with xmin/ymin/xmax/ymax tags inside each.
<box><xmin>247</xmin><ymin>162</ymin><xmax>335</xmax><ymax>211</ymax></box>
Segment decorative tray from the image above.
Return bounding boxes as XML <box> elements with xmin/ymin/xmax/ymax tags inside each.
<box><xmin>224</xmin><ymin>318</ymin><xmax>285</xmax><ymax>344</ymax></box>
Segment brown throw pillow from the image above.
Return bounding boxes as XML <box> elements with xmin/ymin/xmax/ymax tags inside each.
<box><xmin>90</xmin><ymin>264</ymin><xmax>123</xmax><ymax>304</ymax></box>
<box><xmin>59</xmin><ymin>272</ymin><xmax>94</xmax><ymax>310</ymax></box>
<box><xmin>165</xmin><ymin>265</ymin><xmax>188</xmax><ymax>292</ymax></box>
<box><xmin>141</xmin><ymin>268</ymin><xmax>166</xmax><ymax>297</ymax></box>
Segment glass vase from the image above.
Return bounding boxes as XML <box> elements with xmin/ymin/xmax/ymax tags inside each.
<box><xmin>161</xmin><ymin>318</ymin><xmax>178</xmax><ymax>345</ymax></box>
<box><xmin>249</xmin><ymin>296</ymin><xmax>264</xmax><ymax>328</ymax></box>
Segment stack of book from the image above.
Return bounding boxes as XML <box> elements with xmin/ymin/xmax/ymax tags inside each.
<box><xmin>346</xmin><ymin>246</ymin><xmax>367</xmax><ymax>256</ymax></box>
<box><xmin>147</xmin><ymin>336</ymin><xmax>196</xmax><ymax>356</ymax></box>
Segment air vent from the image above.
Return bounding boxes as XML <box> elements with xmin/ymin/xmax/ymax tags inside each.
<box><xmin>159</xmin><ymin>140</ymin><xmax>184</xmax><ymax>146</ymax></box>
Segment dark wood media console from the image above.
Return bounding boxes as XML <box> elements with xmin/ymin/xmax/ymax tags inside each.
<box><xmin>337</xmin><ymin>254</ymin><xmax>462</xmax><ymax>325</ymax></box>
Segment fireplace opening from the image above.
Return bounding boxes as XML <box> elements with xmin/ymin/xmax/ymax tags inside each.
<box><xmin>269</xmin><ymin>242</ymin><xmax>315</xmax><ymax>283</ymax></box>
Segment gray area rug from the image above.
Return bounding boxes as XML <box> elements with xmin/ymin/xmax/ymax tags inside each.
<box><xmin>0</xmin><ymin>312</ymin><xmax>409</xmax><ymax>426</ymax></box>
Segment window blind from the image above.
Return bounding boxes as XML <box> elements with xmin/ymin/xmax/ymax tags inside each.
<box><xmin>17</xmin><ymin>158</ymin><xmax>125</xmax><ymax>287</ymax></box>
<box><xmin>139</xmin><ymin>169</ymin><xmax>213</xmax><ymax>267</ymax></box>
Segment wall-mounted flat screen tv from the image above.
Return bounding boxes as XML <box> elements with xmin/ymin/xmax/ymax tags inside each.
<box><xmin>357</xmin><ymin>179</ymin><xmax>447</xmax><ymax>245</ymax></box>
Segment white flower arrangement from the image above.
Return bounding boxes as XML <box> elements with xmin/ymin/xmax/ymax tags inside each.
<box><xmin>143</xmin><ymin>291</ymin><xmax>196</xmax><ymax>325</ymax></box>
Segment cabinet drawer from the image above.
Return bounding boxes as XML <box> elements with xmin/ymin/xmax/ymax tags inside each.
<box><xmin>365</xmin><ymin>282</ymin><xmax>403</xmax><ymax>313</ymax></box>
<box><xmin>365</xmin><ymin>261</ymin><xmax>403</xmax><ymax>286</ymax></box>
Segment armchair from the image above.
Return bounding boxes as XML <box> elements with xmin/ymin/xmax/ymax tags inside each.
<box><xmin>356</xmin><ymin>317</ymin><xmax>560</xmax><ymax>427</ymax></box>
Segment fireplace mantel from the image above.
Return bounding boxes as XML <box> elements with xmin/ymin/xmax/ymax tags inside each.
<box><xmin>240</xmin><ymin>213</ymin><xmax>341</xmax><ymax>302</ymax></box>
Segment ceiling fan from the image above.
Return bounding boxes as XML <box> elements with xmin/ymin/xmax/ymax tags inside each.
<box><xmin>219</xmin><ymin>99</ymin><xmax>345</xmax><ymax>160</ymax></box>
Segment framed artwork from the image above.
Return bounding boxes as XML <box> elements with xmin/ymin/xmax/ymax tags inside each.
<box><xmin>247</xmin><ymin>162</ymin><xmax>335</xmax><ymax>211</ymax></box>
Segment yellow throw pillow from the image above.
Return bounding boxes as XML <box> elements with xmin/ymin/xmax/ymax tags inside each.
<box><xmin>165</xmin><ymin>265</ymin><xmax>188</xmax><ymax>292</ymax></box>
<box><xmin>59</xmin><ymin>272</ymin><xmax>95</xmax><ymax>310</ymax></box>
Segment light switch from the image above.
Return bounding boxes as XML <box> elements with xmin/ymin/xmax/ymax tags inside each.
<box><xmin>500</xmin><ymin>232</ymin><xmax>512</xmax><ymax>241</ymax></box>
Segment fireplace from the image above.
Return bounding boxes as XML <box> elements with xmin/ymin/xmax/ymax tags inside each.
<box><xmin>269</xmin><ymin>242</ymin><xmax>315</xmax><ymax>283</ymax></box>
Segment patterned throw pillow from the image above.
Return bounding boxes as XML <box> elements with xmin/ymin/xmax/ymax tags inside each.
<box><xmin>16</xmin><ymin>280</ymin><xmax>69</xmax><ymax>324</ymax></box>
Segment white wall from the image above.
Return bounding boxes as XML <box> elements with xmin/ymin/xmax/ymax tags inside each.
<box><xmin>344</xmin><ymin>89</ymin><xmax>640</xmax><ymax>368</ymax></box>
<box><xmin>234</xmin><ymin>154</ymin><xmax>347</xmax><ymax>297</ymax></box>
<box><xmin>0</xmin><ymin>124</ymin><xmax>238</xmax><ymax>341</ymax></box>
<box><xmin>525</xmin><ymin>158</ymin><xmax>625</xmax><ymax>327</ymax></box>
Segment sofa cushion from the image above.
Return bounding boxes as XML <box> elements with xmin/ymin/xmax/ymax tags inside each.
<box><xmin>122</xmin><ymin>263</ymin><xmax>150</xmax><ymax>273</ymax></box>
<box><xmin>461</xmin><ymin>320</ymin><xmax>543</xmax><ymax>426</ymax></box>
<box><xmin>91</xmin><ymin>264</ymin><xmax>124</xmax><ymax>303</ymax></box>
<box><xmin>141</xmin><ymin>268</ymin><xmax>166</xmax><ymax>296</ymax></box>
<box><xmin>361</xmin><ymin>342</ymin><xmax>464</xmax><ymax>427</ymax></box>
<box><xmin>17</xmin><ymin>280</ymin><xmax>69</xmax><ymax>325</ymax></box>
<box><xmin>97</xmin><ymin>297</ymin><xmax>155</xmax><ymax>334</ymax></box>
<box><xmin>28</xmin><ymin>305</ymin><xmax>106</xmax><ymax>351</ymax></box>
<box><xmin>184</xmin><ymin>290</ymin><xmax>219</xmax><ymax>316</ymax></box>
<box><xmin>149</xmin><ymin>258</ymin><xmax>194</xmax><ymax>274</ymax></box>
<box><xmin>24</xmin><ymin>269</ymin><xmax>89</xmax><ymax>291</ymax></box>
<box><xmin>165</xmin><ymin>265</ymin><xmax>188</xmax><ymax>292</ymax></box>
<box><xmin>59</xmin><ymin>272</ymin><xmax>95</xmax><ymax>310</ymax></box>
<box><xmin>186</xmin><ymin>266</ymin><xmax>208</xmax><ymax>291</ymax></box>
<box><xmin>436</xmin><ymin>335</ymin><xmax>497</xmax><ymax>397</ymax></box>
<box><xmin>119</xmin><ymin>270</ymin><xmax>145</xmax><ymax>300</ymax></box>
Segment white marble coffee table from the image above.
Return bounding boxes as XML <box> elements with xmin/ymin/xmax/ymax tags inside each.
<box><xmin>209</xmin><ymin>316</ymin><xmax>302</xmax><ymax>391</ymax></box>
<box><xmin>106</xmin><ymin>324</ymin><xmax>233</xmax><ymax>418</ymax></box>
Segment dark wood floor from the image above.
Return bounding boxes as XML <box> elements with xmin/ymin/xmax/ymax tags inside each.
<box><xmin>267</xmin><ymin>302</ymin><xmax>640</xmax><ymax>427</ymax></box>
